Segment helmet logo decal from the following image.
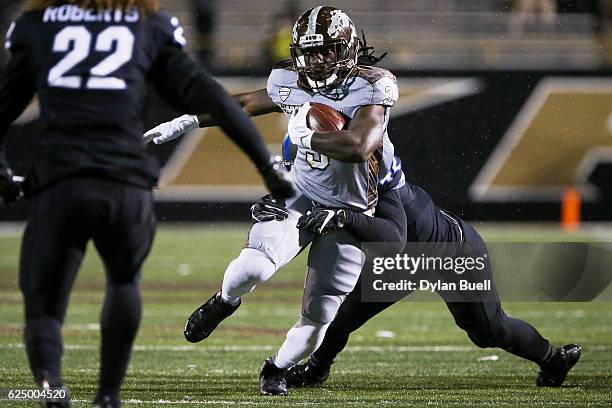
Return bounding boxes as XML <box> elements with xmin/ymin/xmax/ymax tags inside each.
<box><xmin>279</xmin><ymin>87</ymin><xmax>291</xmax><ymax>102</ymax></box>
<box><xmin>328</xmin><ymin>10</ymin><xmax>353</xmax><ymax>40</ymax></box>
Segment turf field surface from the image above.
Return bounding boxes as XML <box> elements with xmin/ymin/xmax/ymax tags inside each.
<box><xmin>0</xmin><ymin>223</ymin><xmax>610</xmax><ymax>407</ymax></box>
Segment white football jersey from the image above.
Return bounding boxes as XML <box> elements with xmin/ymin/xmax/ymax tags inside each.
<box><xmin>267</xmin><ymin>61</ymin><xmax>399</xmax><ymax>212</ymax></box>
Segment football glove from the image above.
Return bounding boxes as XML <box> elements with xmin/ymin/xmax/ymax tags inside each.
<box><xmin>0</xmin><ymin>166</ymin><xmax>24</xmax><ymax>207</ymax></box>
<box><xmin>288</xmin><ymin>102</ymin><xmax>314</xmax><ymax>149</ymax></box>
<box><xmin>251</xmin><ymin>194</ymin><xmax>290</xmax><ymax>223</ymax></box>
<box><xmin>143</xmin><ymin>114</ymin><xmax>199</xmax><ymax>144</ymax></box>
<box><xmin>259</xmin><ymin>156</ymin><xmax>295</xmax><ymax>199</ymax></box>
<box><xmin>297</xmin><ymin>205</ymin><xmax>347</xmax><ymax>235</ymax></box>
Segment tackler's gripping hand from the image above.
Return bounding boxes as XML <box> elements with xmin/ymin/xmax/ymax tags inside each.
<box><xmin>0</xmin><ymin>166</ymin><xmax>24</xmax><ymax>207</ymax></box>
<box><xmin>143</xmin><ymin>114</ymin><xmax>199</xmax><ymax>144</ymax></box>
<box><xmin>297</xmin><ymin>205</ymin><xmax>347</xmax><ymax>235</ymax></box>
<box><xmin>251</xmin><ymin>194</ymin><xmax>290</xmax><ymax>223</ymax></box>
<box><xmin>259</xmin><ymin>156</ymin><xmax>295</xmax><ymax>199</ymax></box>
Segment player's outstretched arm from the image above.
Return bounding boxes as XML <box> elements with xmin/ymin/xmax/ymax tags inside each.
<box><xmin>196</xmin><ymin>89</ymin><xmax>281</xmax><ymax>128</ymax></box>
<box><xmin>150</xmin><ymin>46</ymin><xmax>294</xmax><ymax>197</ymax></box>
<box><xmin>289</xmin><ymin>104</ymin><xmax>385</xmax><ymax>163</ymax></box>
<box><xmin>144</xmin><ymin>89</ymin><xmax>281</xmax><ymax>145</ymax></box>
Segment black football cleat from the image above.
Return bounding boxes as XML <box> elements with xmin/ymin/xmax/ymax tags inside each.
<box><xmin>285</xmin><ymin>358</ymin><xmax>332</xmax><ymax>388</ymax></box>
<box><xmin>536</xmin><ymin>344</ymin><xmax>581</xmax><ymax>387</ymax></box>
<box><xmin>39</xmin><ymin>377</ymin><xmax>71</xmax><ymax>408</ymax></box>
<box><xmin>91</xmin><ymin>395</ymin><xmax>118</xmax><ymax>408</ymax></box>
<box><xmin>40</xmin><ymin>392</ymin><xmax>71</xmax><ymax>408</ymax></box>
<box><xmin>259</xmin><ymin>357</ymin><xmax>288</xmax><ymax>396</ymax></box>
<box><xmin>184</xmin><ymin>291</ymin><xmax>240</xmax><ymax>343</ymax></box>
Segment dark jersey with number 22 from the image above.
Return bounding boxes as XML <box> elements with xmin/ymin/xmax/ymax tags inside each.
<box><xmin>0</xmin><ymin>5</ymin><xmax>270</xmax><ymax>192</ymax></box>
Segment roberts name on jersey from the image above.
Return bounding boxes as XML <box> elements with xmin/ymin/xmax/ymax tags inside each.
<box><xmin>40</xmin><ymin>5</ymin><xmax>140</xmax><ymax>24</ymax></box>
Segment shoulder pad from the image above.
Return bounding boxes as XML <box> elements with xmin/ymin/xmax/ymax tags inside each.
<box><xmin>267</xmin><ymin>66</ymin><xmax>297</xmax><ymax>102</ymax></box>
<box><xmin>361</xmin><ymin>67</ymin><xmax>398</xmax><ymax>107</ymax></box>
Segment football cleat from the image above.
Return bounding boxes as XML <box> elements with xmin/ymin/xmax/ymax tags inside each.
<box><xmin>259</xmin><ymin>357</ymin><xmax>288</xmax><ymax>396</ymax></box>
<box><xmin>285</xmin><ymin>358</ymin><xmax>332</xmax><ymax>388</ymax></box>
<box><xmin>39</xmin><ymin>376</ymin><xmax>71</xmax><ymax>408</ymax></box>
<box><xmin>536</xmin><ymin>344</ymin><xmax>581</xmax><ymax>387</ymax></box>
<box><xmin>91</xmin><ymin>395</ymin><xmax>118</xmax><ymax>408</ymax></box>
<box><xmin>184</xmin><ymin>291</ymin><xmax>240</xmax><ymax>343</ymax></box>
<box><xmin>92</xmin><ymin>395</ymin><xmax>118</xmax><ymax>408</ymax></box>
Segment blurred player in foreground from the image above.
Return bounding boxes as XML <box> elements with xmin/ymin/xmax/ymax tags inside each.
<box><xmin>145</xmin><ymin>6</ymin><xmax>403</xmax><ymax>396</ymax></box>
<box><xmin>257</xmin><ymin>146</ymin><xmax>581</xmax><ymax>389</ymax></box>
<box><xmin>0</xmin><ymin>1</ymin><xmax>292</xmax><ymax>406</ymax></box>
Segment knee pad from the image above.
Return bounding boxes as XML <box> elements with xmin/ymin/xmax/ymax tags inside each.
<box><xmin>302</xmin><ymin>294</ymin><xmax>345</xmax><ymax>325</ymax></box>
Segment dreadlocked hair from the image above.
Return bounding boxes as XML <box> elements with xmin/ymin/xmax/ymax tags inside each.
<box><xmin>26</xmin><ymin>0</ymin><xmax>159</xmax><ymax>14</ymax></box>
<box><xmin>356</xmin><ymin>31</ymin><xmax>387</xmax><ymax>66</ymax></box>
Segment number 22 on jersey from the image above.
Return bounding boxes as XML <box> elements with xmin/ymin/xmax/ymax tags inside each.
<box><xmin>48</xmin><ymin>25</ymin><xmax>134</xmax><ymax>90</ymax></box>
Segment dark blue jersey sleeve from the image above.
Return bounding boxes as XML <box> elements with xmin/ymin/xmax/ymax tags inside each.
<box><xmin>344</xmin><ymin>188</ymin><xmax>407</xmax><ymax>249</ymax></box>
<box><xmin>0</xmin><ymin>14</ymin><xmax>36</xmax><ymax>147</ymax></box>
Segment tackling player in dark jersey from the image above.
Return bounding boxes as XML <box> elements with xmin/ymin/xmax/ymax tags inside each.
<box><xmin>0</xmin><ymin>1</ymin><xmax>293</xmax><ymax>407</ymax></box>
<box><xmin>262</xmin><ymin>155</ymin><xmax>581</xmax><ymax>389</ymax></box>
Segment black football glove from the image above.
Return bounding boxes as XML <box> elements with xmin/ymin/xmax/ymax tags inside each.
<box><xmin>251</xmin><ymin>194</ymin><xmax>290</xmax><ymax>223</ymax></box>
<box><xmin>259</xmin><ymin>156</ymin><xmax>295</xmax><ymax>199</ymax></box>
<box><xmin>297</xmin><ymin>205</ymin><xmax>348</xmax><ymax>235</ymax></box>
<box><xmin>0</xmin><ymin>166</ymin><xmax>24</xmax><ymax>207</ymax></box>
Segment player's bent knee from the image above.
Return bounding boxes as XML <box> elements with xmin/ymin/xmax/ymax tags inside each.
<box><xmin>467</xmin><ymin>330</ymin><xmax>497</xmax><ymax>349</ymax></box>
<box><xmin>302</xmin><ymin>294</ymin><xmax>344</xmax><ymax>324</ymax></box>
<box><xmin>222</xmin><ymin>248</ymin><xmax>277</xmax><ymax>298</ymax></box>
<box><xmin>233</xmin><ymin>248</ymin><xmax>277</xmax><ymax>282</ymax></box>
<box><xmin>465</xmin><ymin>318</ymin><xmax>512</xmax><ymax>349</ymax></box>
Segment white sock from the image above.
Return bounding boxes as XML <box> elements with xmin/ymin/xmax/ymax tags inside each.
<box><xmin>221</xmin><ymin>248</ymin><xmax>276</xmax><ymax>305</ymax></box>
<box><xmin>273</xmin><ymin>316</ymin><xmax>329</xmax><ymax>369</ymax></box>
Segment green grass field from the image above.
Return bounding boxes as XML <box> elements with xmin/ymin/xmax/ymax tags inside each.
<box><xmin>0</xmin><ymin>224</ymin><xmax>611</xmax><ymax>407</ymax></box>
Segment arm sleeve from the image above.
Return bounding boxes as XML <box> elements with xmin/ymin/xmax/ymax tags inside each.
<box><xmin>343</xmin><ymin>188</ymin><xmax>407</xmax><ymax>247</ymax></box>
<box><xmin>0</xmin><ymin>17</ymin><xmax>36</xmax><ymax>156</ymax></box>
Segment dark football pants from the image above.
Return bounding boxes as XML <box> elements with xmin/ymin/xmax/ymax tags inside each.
<box><xmin>311</xmin><ymin>221</ymin><xmax>554</xmax><ymax>368</ymax></box>
<box><xmin>19</xmin><ymin>178</ymin><xmax>155</xmax><ymax>396</ymax></box>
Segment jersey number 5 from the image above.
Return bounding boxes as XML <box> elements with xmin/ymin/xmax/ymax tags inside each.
<box><xmin>306</xmin><ymin>150</ymin><xmax>330</xmax><ymax>170</ymax></box>
<box><xmin>48</xmin><ymin>26</ymin><xmax>134</xmax><ymax>90</ymax></box>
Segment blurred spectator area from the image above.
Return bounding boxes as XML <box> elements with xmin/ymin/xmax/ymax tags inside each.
<box><xmin>165</xmin><ymin>0</ymin><xmax>610</xmax><ymax>72</ymax></box>
<box><xmin>0</xmin><ymin>1</ymin><xmax>609</xmax><ymax>71</ymax></box>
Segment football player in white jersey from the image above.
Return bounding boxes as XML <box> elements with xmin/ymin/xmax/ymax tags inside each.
<box><xmin>145</xmin><ymin>6</ymin><xmax>401</xmax><ymax>396</ymax></box>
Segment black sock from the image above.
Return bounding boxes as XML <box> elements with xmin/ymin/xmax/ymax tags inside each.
<box><xmin>539</xmin><ymin>344</ymin><xmax>558</xmax><ymax>367</ymax></box>
<box><xmin>24</xmin><ymin>316</ymin><xmax>63</xmax><ymax>386</ymax></box>
<box><xmin>495</xmin><ymin>316</ymin><xmax>555</xmax><ymax>365</ymax></box>
<box><xmin>96</xmin><ymin>282</ymin><xmax>141</xmax><ymax>402</ymax></box>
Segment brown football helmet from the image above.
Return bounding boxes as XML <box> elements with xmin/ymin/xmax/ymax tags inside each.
<box><xmin>290</xmin><ymin>6</ymin><xmax>359</xmax><ymax>92</ymax></box>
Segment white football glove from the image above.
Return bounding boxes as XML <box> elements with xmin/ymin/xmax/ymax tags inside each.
<box><xmin>143</xmin><ymin>114</ymin><xmax>199</xmax><ymax>144</ymax></box>
<box><xmin>288</xmin><ymin>102</ymin><xmax>314</xmax><ymax>149</ymax></box>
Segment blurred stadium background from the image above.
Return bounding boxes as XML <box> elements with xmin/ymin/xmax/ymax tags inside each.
<box><xmin>1</xmin><ymin>0</ymin><xmax>612</xmax><ymax>222</ymax></box>
<box><xmin>1</xmin><ymin>1</ymin><xmax>611</xmax><ymax>406</ymax></box>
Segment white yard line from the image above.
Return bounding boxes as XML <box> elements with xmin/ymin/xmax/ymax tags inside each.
<box><xmin>0</xmin><ymin>343</ymin><xmax>609</xmax><ymax>352</ymax></box>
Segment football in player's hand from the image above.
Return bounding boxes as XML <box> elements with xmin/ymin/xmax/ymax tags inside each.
<box><xmin>307</xmin><ymin>103</ymin><xmax>347</xmax><ymax>132</ymax></box>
